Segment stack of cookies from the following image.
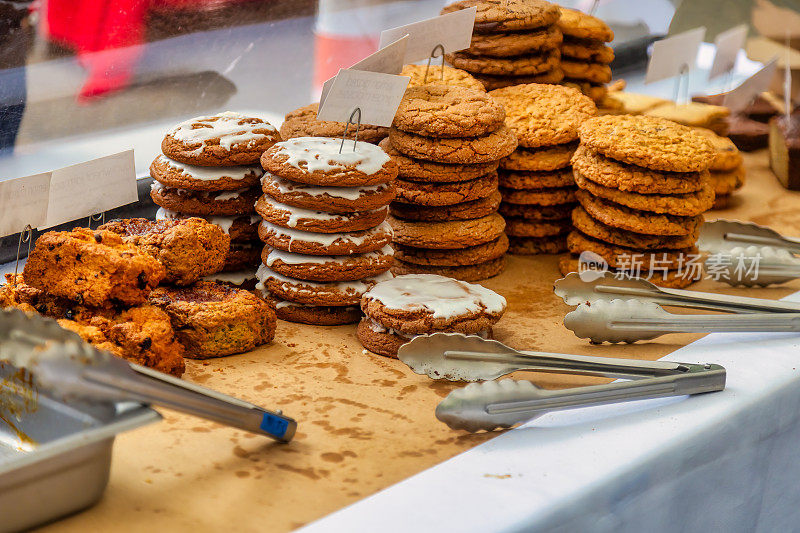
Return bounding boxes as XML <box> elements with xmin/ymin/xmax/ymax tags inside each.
<box><xmin>488</xmin><ymin>83</ymin><xmax>597</xmax><ymax>254</ymax></box>
<box><xmin>441</xmin><ymin>0</ymin><xmax>564</xmax><ymax>91</ymax></box>
<box><xmin>694</xmin><ymin>128</ymin><xmax>745</xmax><ymax>209</ymax></box>
<box><xmin>255</xmin><ymin>137</ymin><xmax>398</xmax><ymax>325</ymax></box>
<box><xmin>383</xmin><ymin>84</ymin><xmax>517</xmax><ymax>281</ymax></box>
<box><xmin>401</xmin><ymin>64</ymin><xmax>486</xmax><ymax>92</ymax></box>
<box><xmin>556</xmin><ymin>7</ymin><xmax>614</xmax><ymax>105</ymax></box>
<box><xmin>563</xmin><ymin>115</ymin><xmax>715</xmax><ymax>288</ymax></box>
<box><xmin>644</xmin><ymin>102</ymin><xmax>731</xmax><ymax>136</ymax></box>
<box><xmin>152</xmin><ymin>112</ymin><xmax>281</xmax><ymax>278</ymax></box>
<box><xmin>280</xmin><ymin>103</ymin><xmax>389</xmax><ymax>145</ymax></box>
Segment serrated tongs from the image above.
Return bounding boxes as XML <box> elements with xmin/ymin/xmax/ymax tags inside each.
<box><xmin>699</xmin><ymin>220</ymin><xmax>800</xmax><ymax>286</ymax></box>
<box><xmin>0</xmin><ymin>308</ymin><xmax>296</xmax><ymax>442</ymax></box>
<box><xmin>397</xmin><ymin>333</ymin><xmax>725</xmax><ymax>432</ymax></box>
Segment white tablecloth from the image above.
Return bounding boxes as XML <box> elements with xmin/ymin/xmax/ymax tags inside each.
<box><xmin>302</xmin><ymin>291</ymin><xmax>800</xmax><ymax>532</ymax></box>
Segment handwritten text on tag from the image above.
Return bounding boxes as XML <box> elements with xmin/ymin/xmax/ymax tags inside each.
<box><xmin>379</xmin><ymin>7</ymin><xmax>476</xmax><ymax>64</ymax></box>
<box><xmin>317</xmin><ymin>69</ymin><xmax>410</xmax><ymax>127</ymax></box>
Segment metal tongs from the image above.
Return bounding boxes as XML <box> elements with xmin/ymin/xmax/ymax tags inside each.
<box><xmin>397</xmin><ymin>333</ymin><xmax>725</xmax><ymax>432</ymax></box>
<box><xmin>699</xmin><ymin>220</ymin><xmax>800</xmax><ymax>286</ymax></box>
<box><xmin>0</xmin><ymin>309</ymin><xmax>296</xmax><ymax>442</ymax></box>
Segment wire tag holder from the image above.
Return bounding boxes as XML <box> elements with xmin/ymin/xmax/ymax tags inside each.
<box><xmin>87</xmin><ymin>212</ymin><xmax>106</xmax><ymax>230</ymax></box>
<box><xmin>339</xmin><ymin>107</ymin><xmax>362</xmax><ymax>154</ymax></box>
<box><xmin>672</xmin><ymin>63</ymin><xmax>690</xmax><ymax>104</ymax></box>
<box><xmin>13</xmin><ymin>225</ymin><xmax>33</xmax><ymax>282</ymax></box>
<box><xmin>423</xmin><ymin>44</ymin><xmax>446</xmax><ymax>84</ymax></box>
<box><xmin>589</xmin><ymin>0</ymin><xmax>600</xmax><ymax>16</ymax></box>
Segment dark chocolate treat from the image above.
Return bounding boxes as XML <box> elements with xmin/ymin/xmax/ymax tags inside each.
<box><xmin>727</xmin><ymin>114</ymin><xmax>769</xmax><ymax>152</ymax></box>
<box><xmin>692</xmin><ymin>93</ymin><xmax>783</xmax><ymax>123</ymax></box>
<box><xmin>769</xmin><ymin>114</ymin><xmax>800</xmax><ymax>190</ymax></box>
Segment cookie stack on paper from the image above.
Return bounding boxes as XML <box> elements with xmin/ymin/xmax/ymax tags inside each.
<box><xmin>563</xmin><ymin>115</ymin><xmax>716</xmax><ymax>288</ymax></box>
<box><xmin>693</xmin><ymin>128</ymin><xmax>745</xmax><ymax>209</ymax></box>
<box><xmin>489</xmin><ymin>83</ymin><xmax>596</xmax><ymax>254</ymax></box>
<box><xmin>151</xmin><ymin>112</ymin><xmax>280</xmax><ymax>280</ymax></box>
<box><xmin>441</xmin><ymin>0</ymin><xmax>564</xmax><ymax>91</ymax></box>
<box><xmin>383</xmin><ymin>85</ymin><xmax>517</xmax><ymax>281</ymax></box>
<box><xmin>556</xmin><ymin>7</ymin><xmax>614</xmax><ymax>105</ymax></box>
<box><xmin>255</xmin><ymin>137</ymin><xmax>398</xmax><ymax>325</ymax></box>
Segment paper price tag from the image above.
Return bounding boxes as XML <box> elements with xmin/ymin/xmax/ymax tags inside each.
<box><xmin>723</xmin><ymin>58</ymin><xmax>778</xmax><ymax>113</ymax></box>
<box><xmin>645</xmin><ymin>27</ymin><xmax>707</xmax><ymax>84</ymax></box>
<box><xmin>710</xmin><ymin>25</ymin><xmax>748</xmax><ymax>80</ymax></box>
<box><xmin>43</xmin><ymin>150</ymin><xmax>138</xmax><ymax>229</ymax></box>
<box><xmin>378</xmin><ymin>7</ymin><xmax>476</xmax><ymax>63</ymax></box>
<box><xmin>317</xmin><ymin>69</ymin><xmax>410</xmax><ymax>127</ymax></box>
<box><xmin>0</xmin><ymin>173</ymin><xmax>50</xmax><ymax>237</ymax></box>
<box><xmin>320</xmin><ymin>36</ymin><xmax>408</xmax><ymax>107</ymax></box>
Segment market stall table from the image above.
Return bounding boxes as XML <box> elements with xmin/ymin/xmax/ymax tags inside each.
<box><xmin>22</xmin><ymin>149</ymin><xmax>800</xmax><ymax>531</ymax></box>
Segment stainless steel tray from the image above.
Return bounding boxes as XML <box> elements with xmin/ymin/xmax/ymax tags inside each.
<box><xmin>0</xmin><ymin>365</ymin><xmax>159</xmax><ymax>532</ymax></box>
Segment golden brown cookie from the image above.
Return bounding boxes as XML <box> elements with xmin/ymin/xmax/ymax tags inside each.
<box><xmin>508</xmin><ymin>234</ymin><xmax>567</xmax><ymax>254</ymax></box>
<box><xmin>505</xmin><ymin>217</ymin><xmax>571</xmax><ymax>237</ymax></box>
<box><xmin>150</xmin><ymin>155</ymin><xmax>262</xmax><ymax>192</ymax></box>
<box><xmin>261</xmin><ymin>173</ymin><xmax>396</xmax><ymax>214</ymax></box>
<box><xmin>254</xmin><ymin>195</ymin><xmax>388</xmax><ymax>233</ymax></box>
<box><xmin>601</xmin><ymin>91</ymin><xmax>670</xmax><ymax>115</ymax></box>
<box><xmin>560</xmin><ymin>59</ymin><xmax>612</xmax><ymax>84</ymax></box>
<box><xmin>692</xmin><ymin>127</ymin><xmax>743</xmax><ymax>171</ymax></box>
<box><xmin>279</xmin><ymin>103</ymin><xmax>389</xmax><ymax>144</ymax></box>
<box><xmin>391</xmin><ymin>256</ymin><xmax>506</xmax><ymax>281</ymax></box>
<box><xmin>573</xmin><ymin>169</ymin><xmax>715</xmax><ymax>216</ymax></box>
<box><xmin>388</xmin><ymin>212</ymin><xmax>505</xmax><ymax>249</ymax></box>
<box><xmin>445</xmin><ymin>49</ymin><xmax>560</xmax><ymax>76</ymax></box>
<box><xmin>390</xmin><ymin>189</ymin><xmax>501</xmax><ymax>221</ymax></box>
<box><xmin>356</xmin><ymin>318</ymin><xmax>409</xmax><ymax>358</ymax></box>
<box><xmin>156</xmin><ymin>208</ymin><xmax>260</xmax><ymax>243</ymax></box>
<box><xmin>391</xmin><ymin>234</ymin><xmax>509</xmax><ymax>266</ymax></box>
<box><xmin>441</xmin><ymin>0</ymin><xmax>560</xmax><ymax>33</ymax></box>
<box><xmin>261</xmin><ymin>245</ymin><xmax>393</xmax><ymax>282</ymax></box>
<box><xmin>222</xmin><ymin>242</ymin><xmax>261</xmax><ymax>272</ymax></box>
<box><xmin>571</xmin><ymin>144</ymin><xmax>706</xmax><ymax>194</ymax></box>
<box><xmin>498</xmin><ymin>201</ymin><xmax>575</xmax><ymax>220</ymax></box>
<box><xmin>578</xmin><ymin>115</ymin><xmax>715</xmax><ymax>172</ymax></box>
<box><xmin>500</xmin><ymin>141</ymin><xmax>578</xmax><ymax>171</ymax></box>
<box><xmin>499</xmin><ymin>168</ymin><xmax>574</xmax><ymax>189</ymax></box>
<box><xmin>473</xmin><ymin>68</ymin><xmax>565</xmax><ymax>90</ymax></box>
<box><xmin>162</xmin><ymin>112</ymin><xmax>280</xmax><ymax>166</ymax></box>
<box><xmin>150</xmin><ymin>182</ymin><xmax>258</xmax><ymax>216</ymax></box>
<box><xmin>576</xmin><ymin>189</ymin><xmax>703</xmax><ymax>236</ymax></box>
<box><xmin>256</xmin><ymin>264</ymin><xmax>391</xmax><ymax>306</ymax></box>
<box><xmin>558</xmin><ymin>255</ymin><xmax>698</xmax><ymax>289</ymax></box>
<box><xmin>567</xmin><ymin>230</ymin><xmax>696</xmax><ymax>270</ymax></box>
<box><xmin>379</xmin><ymin>138</ymin><xmax>499</xmax><ymax>182</ymax></box>
<box><xmin>644</xmin><ymin>102</ymin><xmax>730</xmax><ymax>132</ymax></box>
<box><xmin>467</xmin><ymin>26</ymin><xmax>562</xmax><ymax>57</ymax></box>
<box><xmin>500</xmin><ymin>186</ymin><xmax>576</xmax><ymax>205</ymax></box>
<box><xmin>388</xmin><ymin>124</ymin><xmax>517</xmax><ymax>164</ymax></box>
<box><xmin>560</xmin><ymin>79</ymin><xmax>608</xmax><ymax>102</ymax></box>
<box><xmin>258</xmin><ymin>220</ymin><xmax>393</xmax><ymax>256</ymax></box>
<box><xmin>711</xmin><ymin>194</ymin><xmax>731</xmax><ymax>210</ymax></box>
<box><xmin>571</xmin><ymin>205</ymin><xmax>699</xmax><ymax>250</ymax></box>
<box><xmin>710</xmin><ymin>166</ymin><xmax>745</xmax><ymax>195</ymax></box>
<box><xmin>261</xmin><ymin>290</ymin><xmax>361</xmax><ymax>325</ymax></box>
<box><xmin>395</xmin><ymin>171</ymin><xmax>498</xmax><ymax>206</ymax></box>
<box><xmin>561</xmin><ymin>39</ymin><xmax>615</xmax><ymax>63</ymax></box>
<box><xmin>261</xmin><ymin>137</ymin><xmax>398</xmax><ymax>187</ymax></box>
<box><xmin>393</xmin><ymin>85</ymin><xmax>505</xmax><ymax>138</ymax></box>
<box><xmin>557</xmin><ymin>7</ymin><xmax>614</xmax><ymax>42</ymax></box>
<box><xmin>489</xmin><ymin>84</ymin><xmax>597</xmax><ymax>148</ymax></box>
<box><xmin>401</xmin><ymin>64</ymin><xmax>485</xmax><ymax>92</ymax></box>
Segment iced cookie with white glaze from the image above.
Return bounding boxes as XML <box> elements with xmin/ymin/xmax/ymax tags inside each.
<box><xmin>257</xmin><ymin>220</ymin><xmax>393</xmax><ymax>256</ymax></box>
<box><xmin>261</xmin><ymin>137</ymin><xmax>399</xmax><ymax>187</ymax></box>
<box><xmin>162</xmin><ymin>112</ymin><xmax>280</xmax><ymax>166</ymax></box>
<box><xmin>262</xmin><ymin>245</ymin><xmax>393</xmax><ymax>282</ymax></box>
<box><xmin>255</xmin><ymin>195</ymin><xmax>388</xmax><ymax>233</ymax></box>
<box><xmin>150</xmin><ymin>181</ymin><xmax>259</xmax><ymax>216</ymax></box>
<box><xmin>256</xmin><ymin>264</ymin><xmax>392</xmax><ymax>306</ymax></box>
<box><xmin>261</xmin><ymin>173</ymin><xmax>396</xmax><ymax>214</ymax></box>
<box><xmin>150</xmin><ymin>155</ymin><xmax>263</xmax><ymax>191</ymax></box>
<box><xmin>258</xmin><ymin>288</ymin><xmax>363</xmax><ymax>325</ymax></box>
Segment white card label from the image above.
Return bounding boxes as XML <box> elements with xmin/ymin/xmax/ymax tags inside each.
<box><xmin>0</xmin><ymin>173</ymin><xmax>50</xmax><ymax>237</ymax></box>
<box><xmin>378</xmin><ymin>7</ymin><xmax>476</xmax><ymax>63</ymax></box>
<box><xmin>723</xmin><ymin>58</ymin><xmax>779</xmax><ymax>113</ymax></box>
<box><xmin>710</xmin><ymin>25</ymin><xmax>748</xmax><ymax>80</ymax></box>
<box><xmin>43</xmin><ymin>150</ymin><xmax>138</xmax><ymax>229</ymax></box>
<box><xmin>645</xmin><ymin>27</ymin><xmax>707</xmax><ymax>84</ymax></box>
<box><xmin>317</xmin><ymin>68</ymin><xmax>410</xmax><ymax>127</ymax></box>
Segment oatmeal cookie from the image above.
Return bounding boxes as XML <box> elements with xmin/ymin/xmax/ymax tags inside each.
<box><xmin>500</xmin><ymin>186</ymin><xmax>576</xmax><ymax>205</ymax></box>
<box><xmin>473</xmin><ymin>68</ymin><xmax>565</xmax><ymax>91</ymax></box>
<box><xmin>390</xmin><ymin>190</ymin><xmax>501</xmax><ymax>221</ymax></box>
<box><xmin>401</xmin><ymin>64</ymin><xmax>485</xmax><ymax>92</ymax></box>
<box><xmin>441</xmin><ymin>0</ymin><xmax>560</xmax><ymax>33</ymax></box>
<box><xmin>395</xmin><ymin>171</ymin><xmax>498</xmax><ymax>206</ymax></box>
<box><xmin>571</xmin><ymin>205</ymin><xmax>700</xmax><ymax>250</ymax></box>
<box><xmin>388</xmin><ymin>125</ymin><xmax>517</xmax><ymax>164</ymax></box>
<box><xmin>445</xmin><ymin>48</ymin><xmax>560</xmax><ymax>76</ymax></box>
<box><xmin>560</xmin><ymin>59</ymin><xmax>612</xmax><ymax>84</ymax></box>
<box><xmin>500</xmin><ymin>141</ymin><xmax>578</xmax><ymax>171</ymax></box>
<box><xmin>557</xmin><ymin>7</ymin><xmax>614</xmax><ymax>41</ymax></box>
<box><xmin>391</xmin><ymin>234</ymin><xmax>508</xmax><ymax>266</ymax></box>
<box><xmin>498</xmin><ymin>201</ymin><xmax>575</xmax><ymax>220</ymax></box>
<box><xmin>710</xmin><ymin>166</ymin><xmax>745</xmax><ymax>195</ymax></box>
<box><xmin>388</xmin><ymin>213</ymin><xmax>505</xmax><ymax>249</ymax></box>
<box><xmin>499</xmin><ymin>168</ymin><xmax>574</xmax><ymax>189</ymax></box>
<box><xmin>560</xmin><ymin>39</ymin><xmax>615</xmax><ymax>63</ymax></box>
<box><xmin>391</xmin><ymin>256</ymin><xmax>506</xmax><ymax>281</ymax></box>
<box><xmin>279</xmin><ymin>103</ymin><xmax>388</xmax><ymax>144</ymax></box>
<box><xmin>379</xmin><ymin>138</ymin><xmax>498</xmax><ymax>182</ymax></box>
<box><xmin>466</xmin><ymin>26</ymin><xmax>562</xmax><ymax>57</ymax></box>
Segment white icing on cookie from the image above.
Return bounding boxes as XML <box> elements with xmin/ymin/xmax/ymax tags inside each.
<box><xmin>364</xmin><ymin>274</ymin><xmax>506</xmax><ymax>319</ymax></box>
<box><xmin>259</xmin><ymin>194</ymin><xmax>383</xmax><ymax>228</ymax></box>
<box><xmin>368</xmin><ymin>319</ymin><xmax>490</xmax><ymax>340</ymax></box>
<box><xmin>262</xmin><ymin>172</ymin><xmax>389</xmax><ymax>201</ymax></box>
<box><xmin>202</xmin><ymin>270</ymin><xmax>256</xmax><ymax>285</ymax></box>
<box><xmin>272</xmin><ymin>137</ymin><xmax>390</xmax><ymax>175</ymax></box>
<box><xmin>152</xmin><ymin>180</ymin><xmax>248</xmax><ymax>201</ymax></box>
<box><xmin>259</xmin><ymin>220</ymin><xmax>392</xmax><ymax>252</ymax></box>
<box><xmin>255</xmin><ymin>263</ymin><xmax>392</xmax><ymax>297</ymax></box>
<box><xmin>264</xmin><ymin>245</ymin><xmax>393</xmax><ymax>267</ymax></box>
<box><xmin>168</xmin><ymin>111</ymin><xmax>278</xmax><ymax>152</ymax></box>
<box><xmin>155</xmin><ymin>208</ymin><xmax>254</xmax><ymax>235</ymax></box>
<box><xmin>156</xmin><ymin>154</ymin><xmax>261</xmax><ymax>181</ymax></box>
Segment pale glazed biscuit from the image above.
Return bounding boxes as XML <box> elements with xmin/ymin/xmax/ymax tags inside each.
<box><xmin>261</xmin><ymin>137</ymin><xmax>398</xmax><ymax>187</ymax></box>
<box><xmin>162</xmin><ymin>112</ymin><xmax>280</xmax><ymax>166</ymax></box>
<box><xmin>576</xmin><ymin>189</ymin><xmax>703</xmax><ymax>236</ymax></box>
<box><xmin>466</xmin><ymin>26</ymin><xmax>562</xmax><ymax>57</ymax></box>
<box><xmin>692</xmin><ymin>127</ymin><xmax>743</xmax><ymax>171</ymax></box>
<box><xmin>390</xmin><ymin>190</ymin><xmax>501</xmax><ymax>221</ymax></box>
<box><xmin>571</xmin><ymin>144</ymin><xmax>706</xmax><ymax>194</ymax></box>
<box><xmin>379</xmin><ymin>138</ymin><xmax>499</xmax><ymax>182</ymax></box>
<box><xmin>260</xmin><ymin>172</ymin><xmax>395</xmax><ymax>214</ymax></box>
<box><xmin>498</xmin><ymin>202</ymin><xmax>575</xmax><ymax>220</ymax></box>
<box><xmin>395</xmin><ymin>171</ymin><xmax>498</xmax><ymax>206</ymax></box>
<box><xmin>255</xmin><ymin>195</ymin><xmax>388</xmax><ymax>233</ymax></box>
<box><xmin>473</xmin><ymin>68</ymin><xmax>565</xmax><ymax>91</ymax></box>
<box><xmin>150</xmin><ymin>155</ymin><xmax>262</xmax><ymax>192</ymax></box>
<box><xmin>445</xmin><ymin>48</ymin><xmax>560</xmax><ymax>76</ymax></box>
<box><xmin>578</xmin><ymin>115</ymin><xmax>715</xmax><ymax>172</ymax></box>
<box><xmin>388</xmin><ymin>125</ymin><xmax>517</xmax><ymax>164</ymax></box>
<box><xmin>392</xmin><ymin>234</ymin><xmax>509</xmax><ymax>266</ymax></box>
<box><xmin>567</xmin><ymin>230</ymin><xmax>696</xmax><ymax>270</ymax></box>
<box><xmin>557</xmin><ymin>7</ymin><xmax>614</xmax><ymax>42</ymax></box>
<box><xmin>258</xmin><ymin>220</ymin><xmax>393</xmax><ymax>256</ymax></box>
<box><xmin>499</xmin><ymin>168</ymin><xmax>574</xmax><ymax>189</ymax></box>
<box><xmin>256</xmin><ymin>264</ymin><xmax>392</xmax><ymax>307</ymax></box>
<box><xmin>279</xmin><ymin>103</ymin><xmax>388</xmax><ymax>144</ymax></box>
<box><xmin>263</xmin><ymin>291</ymin><xmax>362</xmax><ymax>325</ymax></box>
<box><xmin>393</xmin><ymin>85</ymin><xmax>505</xmax><ymax>138</ymax></box>
<box><xmin>504</xmin><ymin>217</ymin><xmax>571</xmax><ymax>237</ymax></box>
<box><xmin>573</xmin><ymin>169</ymin><xmax>715</xmax><ymax>216</ymax></box>
<box><xmin>150</xmin><ymin>181</ymin><xmax>258</xmax><ymax>216</ymax></box>
<box><xmin>571</xmin><ymin>205</ymin><xmax>699</xmax><ymax>250</ymax></box>
<box><xmin>156</xmin><ymin>207</ymin><xmax>259</xmax><ymax>243</ymax></box>
<box><xmin>401</xmin><ymin>64</ymin><xmax>485</xmax><ymax>92</ymax></box>
<box><xmin>558</xmin><ymin>255</ymin><xmax>697</xmax><ymax>289</ymax></box>
<box><xmin>508</xmin><ymin>234</ymin><xmax>567</xmax><ymax>254</ymax></box>
<box><xmin>441</xmin><ymin>0</ymin><xmax>560</xmax><ymax>33</ymax></box>
<box><xmin>710</xmin><ymin>166</ymin><xmax>745</xmax><ymax>195</ymax></box>
<box><xmin>388</xmin><ymin>212</ymin><xmax>505</xmax><ymax>249</ymax></box>
<box><xmin>500</xmin><ymin>142</ymin><xmax>578</xmax><ymax>171</ymax></box>
<box><xmin>560</xmin><ymin>39</ymin><xmax>615</xmax><ymax>63</ymax></box>
<box><xmin>391</xmin><ymin>256</ymin><xmax>506</xmax><ymax>282</ymax></box>
<box><xmin>488</xmin><ymin>84</ymin><xmax>597</xmax><ymax>148</ymax></box>
<box><xmin>261</xmin><ymin>245</ymin><xmax>393</xmax><ymax>282</ymax></box>
<box><xmin>361</xmin><ymin>273</ymin><xmax>506</xmax><ymax>334</ymax></box>
<box><xmin>500</xmin><ymin>186</ymin><xmax>576</xmax><ymax>205</ymax></box>
<box><xmin>560</xmin><ymin>59</ymin><xmax>612</xmax><ymax>84</ymax></box>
